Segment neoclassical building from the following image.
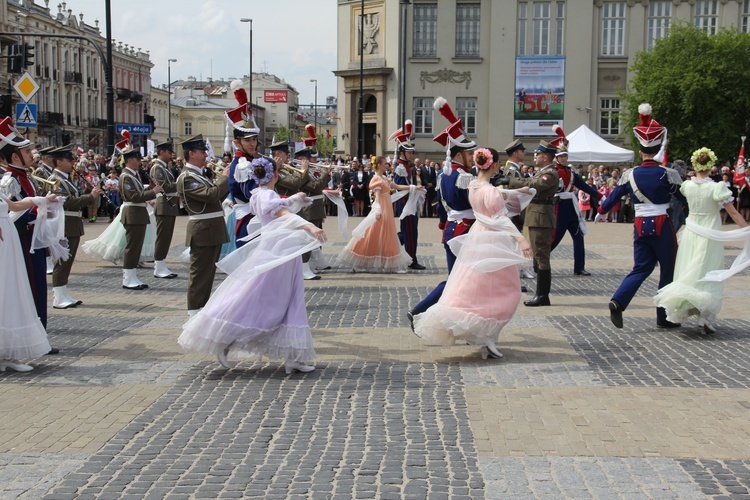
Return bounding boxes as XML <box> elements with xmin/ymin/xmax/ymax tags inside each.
<box><xmin>1</xmin><ymin>0</ymin><xmax>152</xmax><ymax>153</ymax></box>
<box><xmin>335</xmin><ymin>0</ymin><xmax>750</xmax><ymax>160</ymax></box>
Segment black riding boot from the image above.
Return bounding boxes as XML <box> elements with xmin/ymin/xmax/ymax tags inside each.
<box><xmin>524</xmin><ymin>269</ymin><xmax>551</xmax><ymax>307</ymax></box>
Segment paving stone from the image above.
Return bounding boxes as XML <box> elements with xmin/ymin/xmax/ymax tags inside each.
<box><xmin>1</xmin><ymin>218</ymin><xmax>748</xmax><ymax>499</ymax></box>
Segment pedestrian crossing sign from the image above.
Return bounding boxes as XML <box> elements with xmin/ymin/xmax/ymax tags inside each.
<box><xmin>15</xmin><ymin>103</ymin><xmax>37</xmax><ymax>127</ymax></box>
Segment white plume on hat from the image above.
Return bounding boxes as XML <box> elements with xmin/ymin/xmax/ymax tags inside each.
<box><xmin>638</xmin><ymin>103</ymin><xmax>652</xmax><ymax>117</ymax></box>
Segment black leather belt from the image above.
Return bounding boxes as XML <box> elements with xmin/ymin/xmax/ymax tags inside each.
<box><xmin>530</xmin><ymin>199</ymin><xmax>554</xmax><ymax>205</ymax></box>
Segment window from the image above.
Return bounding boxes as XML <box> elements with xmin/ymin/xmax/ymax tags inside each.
<box><xmin>518</xmin><ymin>3</ymin><xmax>527</xmax><ymax>55</ymax></box>
<box><xmin>456</xmin><ymin>98</ymin><xmax>477</xmax><ymax>135</ymax></box>
<box><xmin>184</xmin><ymin>122</ymin><xmax>192</xmax><ymax>135</ymax></box>
<box><xmin>647</xmin><ymin>1</ymin><xmax>671</xmax><ymax>50</ymax></box>
<box><xmin>532</xmin><ymin>2</ymin><xmax>551</xmax><ymax>55</ymax></box>
<box><xmin>413</xmin><ymin>98</ymin><xmax>433</xmax><ymax>135</ymax></box>
<box><xmin>519</xmin><ymin>2</ymin><xmax>564</xmax><ymax>56</ymax></box>
<box><xmin>743</xmin><ymin>0</ymin><xmax>750</xmax><ymax>33</ymax></box>
<box><xmin>599</xmin><ymin>98</ymin><xmax>620</xmax><ymax>136</ymax></box>
<box><xmin>601</xmin><ymin>2</ymin><xmax>626</xmax><ymax>56</ymax></box>
<box><xmin>695</xmin><ymin>0</ymin><xmax>718</xmax><ymax>35</ymax></box>
<box><xmin>456</xmin><ymin>3</ymin><xmax>480</xmax><ymax>57</ymax></box>
<box><xmin>555</xmin><ymin>2</ymin><xmax>565</xmax><ymax>55</ymax></box>
<box><xmin>413</xmin><ymin>3</ymin><xmax>437</xmax><ymax>57</ymax></box>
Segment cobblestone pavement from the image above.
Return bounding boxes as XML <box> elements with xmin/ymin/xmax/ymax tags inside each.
<box><xmin>1</xmin><ymin>215</ymin><xmax>749</xmax><ymax>499</ymax></box>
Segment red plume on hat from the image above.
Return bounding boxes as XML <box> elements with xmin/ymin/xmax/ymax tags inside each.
<box><xmin>0</xmin><ymin>116</ymin><xmax>32</xmax><ymax>149</ymax></box>
<box><xmin>633</xmin><ymin>103</ymin><xmax>666</xmax><ymax>148</ymax></box>
<box><xmin>432</xmin><ymin>96</ymin><xmax>476</xmax><ymax>150</ymax></box>
<box><xmin>224</xmin><ymin>79</ymin><xmax>259</xmax><ymax>149</ymax></box>
<box><xmin>302</xmin><ymin>123</ymin><xmax>317</xmax><ymax>147</ymax></box>
<box><xmin>115</xmin><ymin>129</ymin><xmax>131</xmax><ymax>153</ymax></box>
<box><xmin>434</xmin><ymin>97</ymin><xmax>459</xmax><ymax>125</ymax></box>
<box><xmin>231</xmin><ymin>79</ymin><xmax>248</xmax><ymax>107</ymax></box>
<box><xmin>550</xmin><ymin>124</ymin><xmax>568</xmax><ymax>149</ymax></box>
<box><xmin>388</xmin><ymin>119</ymin><xmax>413</xmax><ymax>145</ymax></box>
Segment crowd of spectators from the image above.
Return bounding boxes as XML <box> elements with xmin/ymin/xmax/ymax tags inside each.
<box><xmin>28</xmin><ymin>147</ymin><xmax>750</xmax><ymax>229</ymax></box>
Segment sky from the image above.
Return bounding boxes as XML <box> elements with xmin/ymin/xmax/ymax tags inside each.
<box><xmin>64</xmin><ymin>0</ymin><xmax>338</xmax><ymax>106</ymax></box>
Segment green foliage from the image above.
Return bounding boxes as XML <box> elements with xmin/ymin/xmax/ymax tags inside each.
<box><xmin>315</xmin><ymin>133</ymin><xmax>334</xmax><ymax>159</ymax></box>
<box><xmin>300</xmin><ymin>126</ymin><xmax>333</xmax><ymax>159</ymax></box>
<box><xmin>275</xmin><ymin>124</ymin><xmax>290</xmax><ymax>143</ymax></box>
<box><xmin>620</xmin><ymin>22</ymin><xmax>750</xmax><ymax>163</ymax></box>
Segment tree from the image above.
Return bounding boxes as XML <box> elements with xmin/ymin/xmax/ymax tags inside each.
<box><xmin>620</xmin><ymin>22</ymin><xmax>750</xmax><ymax>163</ymax></box>
<box><xmin>315</xmin><ymin>133</ymin><xmax>334</xmax><ymax>159</ymax></box>
<box><xmin>274</xmin><ymin>124</ymin><xmax>290</xmax><ymax>143</ymax></box>
<box><xmin>300</xmin><ymin>127</ymin><xmax>334</xmax><ymax>159</ymax></box>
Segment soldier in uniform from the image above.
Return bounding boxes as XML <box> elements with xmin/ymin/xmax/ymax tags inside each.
<box><xmin>548</xmin><ymin>125</ymin><xmax>601</xmax><ymax>276</ymax></box>
<box><xmin>177</xmin><ymin>135</ymin><xmax>229</xmax><ymax>317</ymax></box>
<box><xmin>496</xmin><ymin>139</ymin><xmax>535</xmax><ymax>282</ymax></box>
<box><xmin>34</xmin><ymin>146</ymin><xmax>57</xmax><ymax>274</ymax></box>
<box><xmin>275</xmin><ymin>125</ymin><xmax>329</xmax><ymax>280</ymax></box>
<box><xmin>225</xmin><ymin>79</ymin><xmax>260</xmax><ymax>248</ymax></box>
<box><xmin>0</xmin><ymin>117</ymin><xmax>58</xmax><ymax>354</ymax></box>
<box><xmin>34</xmin><ymin>146</ymin><xmax>55</xmax><ymax>182</ymax></box>
<box><xmin>407</xmin><ymin>98</ymin><xmax>476</xmax><ymax>328</ymax></box>
<box><xmin>390</xmin><ymin>120</ymin><xmax>425</xmax><ymax>270</ymax></box>
<box><xmin>149</xmin><ymin>141</ymin><xmax>179</xmax><ymax>279</ymax></box>
<box><xmin>48</xmin><ymin>146</ymin><xmax>102</xmax><ymax>308</ymax></box>
<box><xmin>601</xmin><ymin>104</ymin><xmax>684</xmax><ymax>329</ymax></box>
<box><xmin>506</xmin><ymin>140</ymin><xmax>560</xmax><ymax>307</ymax></box>
<box><xmin>295</xmin><ymin>125</ymin><xmax>331</xmax><ymax>278</ymax></box>
<box><xmin>119</xmin><ymin>139</ymin><xmax>164</xmax><ymax>290</ymax></box>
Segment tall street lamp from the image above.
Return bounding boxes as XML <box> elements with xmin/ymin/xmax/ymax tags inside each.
<box><xmin>167</xmin><ymin>58</ymin><xmax>177</xmax><ymax>141</ymax></box>
<box><xmin>310</xmin><ymin>79</ymin><xmax>317</xmax><ymax>137</ymax></box>
<box><xmin>240</xmin><ymin>18</ymin><xmax>253</xmax><ymax>105</ymax></box>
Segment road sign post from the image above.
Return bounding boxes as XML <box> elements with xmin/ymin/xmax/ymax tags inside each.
<box><xmin>15</xmin><ymin>102</ymin><xmax>37</xmax><ymax>127</ymax></box>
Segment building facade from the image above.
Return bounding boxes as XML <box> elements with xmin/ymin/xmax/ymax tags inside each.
<box><xmin>335</xmin><ymin>0</ymin><xmax>750</xmax><ymax>161</ymax></box>
<box><xmin>251</xmin><ymin>72</ymin><xmax>301</xmax><ymax>149</ymax></box>
<box><xmin>0</xmin><ymin>0</ymin><xmax>152</xmax><ymax>154</ymax></box>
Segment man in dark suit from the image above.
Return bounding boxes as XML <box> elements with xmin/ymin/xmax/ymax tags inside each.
<box><xmin>339</xmin><ymin>164</ymin><xmax>352</xmax><ymax>216</ymax></box>
<box><xmin>423</xmin><ymin>161</ymin><xmax>437</xmax><ymax>217</ymax></box>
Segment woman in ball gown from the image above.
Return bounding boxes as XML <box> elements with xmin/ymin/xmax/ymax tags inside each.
<box><xmin>655</xmin><ymin>147</ymin><xmax>749</xmax><ymax>334</ymax></box>
<box><xmin>413</xmin><ymin>148</ymin><xmax>534</xmax><ymax>359</ymax></box>
<box><xmin>178</xmin><ymin>157</ymin><xmax>327</xmax><ymax>374</ymax></box>
<box><xmin>0</xmin><ymin>192</ymin><xmax>55</xmax><ymax>372</ymax></box>
<box><xmin>82</xmin><ymin>202</ymin><xmax>157</xmax><ymax>264</ymax></box>
<box><xmin>337</xmin><ymin>156</ymin><xmax>412</xmax><ymax>273</ymax></box>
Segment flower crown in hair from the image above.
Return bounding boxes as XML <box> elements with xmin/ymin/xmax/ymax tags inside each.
<box><xmin>473</xmin><ymin>148</ymin><xmax>494</xmax><ymax>170</ymax></box>
<box><xmin>250</xmin><ymin>157</ymin><xmax>275</xmax><ymax>185</ymax></box>
<box><xmin>690</xmin><ymin>147</ymin><xmax>717</xmax><ymax>172</ymax></box>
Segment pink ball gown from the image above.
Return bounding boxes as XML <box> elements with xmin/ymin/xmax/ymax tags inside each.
<box><xmin>414</xmin><ymin>180</ymin><xmax>530</xmax><ymax>347</ymax></box>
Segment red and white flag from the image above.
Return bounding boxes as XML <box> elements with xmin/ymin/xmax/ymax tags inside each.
<box><xmin>737</xmin><ymin>137</ymin><xmax>745</xmax><ymax>174</ymax></box>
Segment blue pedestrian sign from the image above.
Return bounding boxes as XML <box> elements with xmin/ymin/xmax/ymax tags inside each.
<box><xmin>15</xmin><ymin>103</ymin><xmax>37</xmax><ymax>127</ymax></box>
<box><xmin>116</xmin><ymin>123</ymin><xmax>153</xmax><ymax>135</ymax></box>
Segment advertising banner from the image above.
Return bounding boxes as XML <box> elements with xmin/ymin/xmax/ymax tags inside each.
<box><xmin>264</xmin><ymin>90</ymin><xmax>288</xmax><ymax>103</ymax></box>
<box><xmin>514</xmin><ymin>56</ymin><xmax>565</xmax><ymax>136</ymax></box>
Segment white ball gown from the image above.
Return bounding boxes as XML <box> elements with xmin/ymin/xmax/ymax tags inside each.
<box><xmin>0</xmin><ymin>193</ymin><xmax>51</xmax><ymax>360</ymax></box>
<box><xmin>81</xmin><ymin>204</ymin><xmax>157</xmax><ymax>263</ymax></box>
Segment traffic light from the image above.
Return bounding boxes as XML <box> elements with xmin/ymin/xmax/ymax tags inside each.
<box><xmin>21</xmin><ymin>43</ymin><xmax>34</xmax><ymax>68</ymax></box>
<box><xmin>0</xmin><ymin>95</ymin><xmax>12</xmax><ymax>118</ymax></box>
<box><xmin>6</xmin><ymin>43</ymin><xmax>22</xmax><ymax>74</ymax></box>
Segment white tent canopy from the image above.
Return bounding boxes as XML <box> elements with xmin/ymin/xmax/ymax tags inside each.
<box><xmin>566</xmin><ymin>124</ymin><xmax>634</xmax><ymax>163</ymax></box>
